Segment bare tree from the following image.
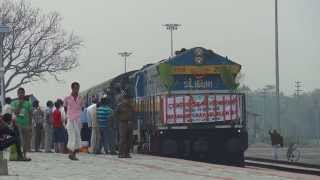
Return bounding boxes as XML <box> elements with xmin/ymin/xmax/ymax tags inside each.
<box><xmin>0</xmin><ymin>0</ymin><xmax>83</xmax><ymax>93</ymax></box>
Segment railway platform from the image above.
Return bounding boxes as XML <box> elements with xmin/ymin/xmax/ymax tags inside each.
<box><xmin>1</xmin><ymin>152</ymin><xmax>319</xmax><ymax>180</ymax></box>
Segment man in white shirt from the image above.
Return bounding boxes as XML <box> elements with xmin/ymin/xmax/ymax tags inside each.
<box><xmin>87</xmin><ymin>97</ymin><xmax>100</xmax><ymax>154</ymax></box>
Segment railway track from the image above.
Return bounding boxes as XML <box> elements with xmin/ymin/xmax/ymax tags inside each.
<box><xmin>245</xmin><ymin>157</ymin><xmax>320</xmax><ymax>176</ymax></box>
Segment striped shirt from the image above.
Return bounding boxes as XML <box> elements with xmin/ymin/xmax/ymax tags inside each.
<box><xmin>32</xmin><ymin>107</ymin><xmax>44</xmax><ymax>127</ymax></box>
<box><xmin>96</xmin><ymin>105</ymin><xmax>113</xmax><ymax>128</ymax></box>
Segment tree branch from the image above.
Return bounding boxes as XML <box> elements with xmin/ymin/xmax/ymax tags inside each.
<box><xmin>1</xmin><ymin>0</ymin><xmax>83</xmax><ymax>93</ymax></box>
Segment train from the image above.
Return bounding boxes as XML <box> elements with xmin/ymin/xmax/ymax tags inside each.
<box><xmin>81</xmin><ymin>47</ymin><xmax>248</xmax><ymax>166</ymax></box>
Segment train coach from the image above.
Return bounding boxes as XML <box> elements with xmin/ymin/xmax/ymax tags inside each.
<box><xmin>81</xmin><ymin>47</ymin><xmax>248</xmax><ymax>166</ymax></box>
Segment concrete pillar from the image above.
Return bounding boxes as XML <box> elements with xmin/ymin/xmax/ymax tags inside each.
<box><xmin>0</xmin><ymin>151</ymin><xmax>8</xmax><ymax>175</ymax></box>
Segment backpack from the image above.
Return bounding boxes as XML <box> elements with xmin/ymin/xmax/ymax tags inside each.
<box><xmin>0</xmin><ymin>136</ymin><xmax>16</xmax><ymax>151</ymax></box>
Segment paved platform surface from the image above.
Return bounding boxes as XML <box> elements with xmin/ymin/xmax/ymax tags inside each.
<box><xmin>246</xmin><ymin>143</ymin><xmax>320</xmax><ymax>165</ymax></box>
<box><xmin>0</xmin><ymin>152</ymin><xmax>319</xmax><ymax>180</ymax></box>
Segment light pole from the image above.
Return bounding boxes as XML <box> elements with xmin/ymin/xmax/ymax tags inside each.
<box><xmin>118</xmin><ymin>52</ymin><xmax>132</xmax><ymax>73</ymax></box>
<box><xmin>314</xmin><ymin>99</ymin><xmax>320</xmax><ymax>144</ymax></box>
<box><xmin>262</xmin><ymin>88</ymin><xmax>267</xmax><ymax>134</ymax></box>
<box><xmin>274</xmin><ymin>0</ymin><xmax>281</xmax><ymax>132</ymax></box>
<box><xmin>0</xmin><ymin>24</ymin><xmax>9</xmax><ymax>112</ymax></box>
<box><xmin>162</xmin><ymin>24</ymin><xmax>181</xmax><ymax>57</ymax></box>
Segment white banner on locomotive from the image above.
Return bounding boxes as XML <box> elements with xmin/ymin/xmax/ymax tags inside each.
<box><xmin>163</xmin><ymin>94</ymin><xmax>242</xmax><ymax>124</ymax></box>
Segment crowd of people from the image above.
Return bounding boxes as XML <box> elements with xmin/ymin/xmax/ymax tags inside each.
<box><xmin>0</xmin><ymin>81</ymin><xmax>134</xmax><ymax>161</ymax></box>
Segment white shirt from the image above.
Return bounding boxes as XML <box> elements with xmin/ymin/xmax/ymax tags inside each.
<box><xmin>86</xmin><ymin>104</ymin><xmax>97</xmax><ymax>127</ymax></box>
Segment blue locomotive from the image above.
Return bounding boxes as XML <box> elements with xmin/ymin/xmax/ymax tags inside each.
<box><xmin>82</xmin><ymin>47</ymin><xmax>248</xmax><ymax>166</ymax></box>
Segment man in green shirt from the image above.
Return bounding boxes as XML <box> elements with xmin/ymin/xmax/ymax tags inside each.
<box><xmin>11</xmin><ymin>87</ymin><xmax>32</xmax><ymax>160</ymax></box>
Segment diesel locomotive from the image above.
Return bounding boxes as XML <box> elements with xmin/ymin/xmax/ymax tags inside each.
<box><xmin>81</xmin><ymin>47</ymin><xmax>248</xmax><ymax>166</ymax></box>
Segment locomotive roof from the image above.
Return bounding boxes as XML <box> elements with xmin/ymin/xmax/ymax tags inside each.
<box><xmin>81</xmin><ymin>70</ymin><xmax>137</xmax><ymax>96</ymax></box>
<box><xmin>168</xmin><ymin>47</ymin><xmax>240</xmax><ymax>66</ymax></box>
<box><xmin>80</xmin><ymin>78</ymin><xmax>113</xmax><ymax>97</ymax></box>
<box><xmin>137</xmin><ymin>47</ymin><xmax>241</xmax><ymax>73</ymax></box>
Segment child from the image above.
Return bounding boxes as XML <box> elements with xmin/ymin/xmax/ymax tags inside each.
<box><xmin>53</xmin><ymin>102</ymin><xmax>65</xmax><ymax>153</ymax></box>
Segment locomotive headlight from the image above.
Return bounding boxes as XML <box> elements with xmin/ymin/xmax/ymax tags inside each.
<box><xmin>238</xmin><ymin>129</ymin><xmax>241</xmax><ymax>133</ymax></box>
<box><xmin>194</xmin><ymin>57</ymin><xmax>204</xmax><ymax>65</ymax></box>
<box><xmin>194</xmin><ymin>48</ymin><xmax>203</xmax><ymax>56</ymax></box>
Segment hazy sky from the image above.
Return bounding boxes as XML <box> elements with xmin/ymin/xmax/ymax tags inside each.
<box><xmin>8</xmin><ymin>0</ymin><xmax>319</xmax><ymax>103</ymax></box>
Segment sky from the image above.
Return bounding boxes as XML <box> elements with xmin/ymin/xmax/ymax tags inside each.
<box><xmin>7</xmin><ymin>0</ymin><xmax>320</xmax><ymax>104</ymax></box>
